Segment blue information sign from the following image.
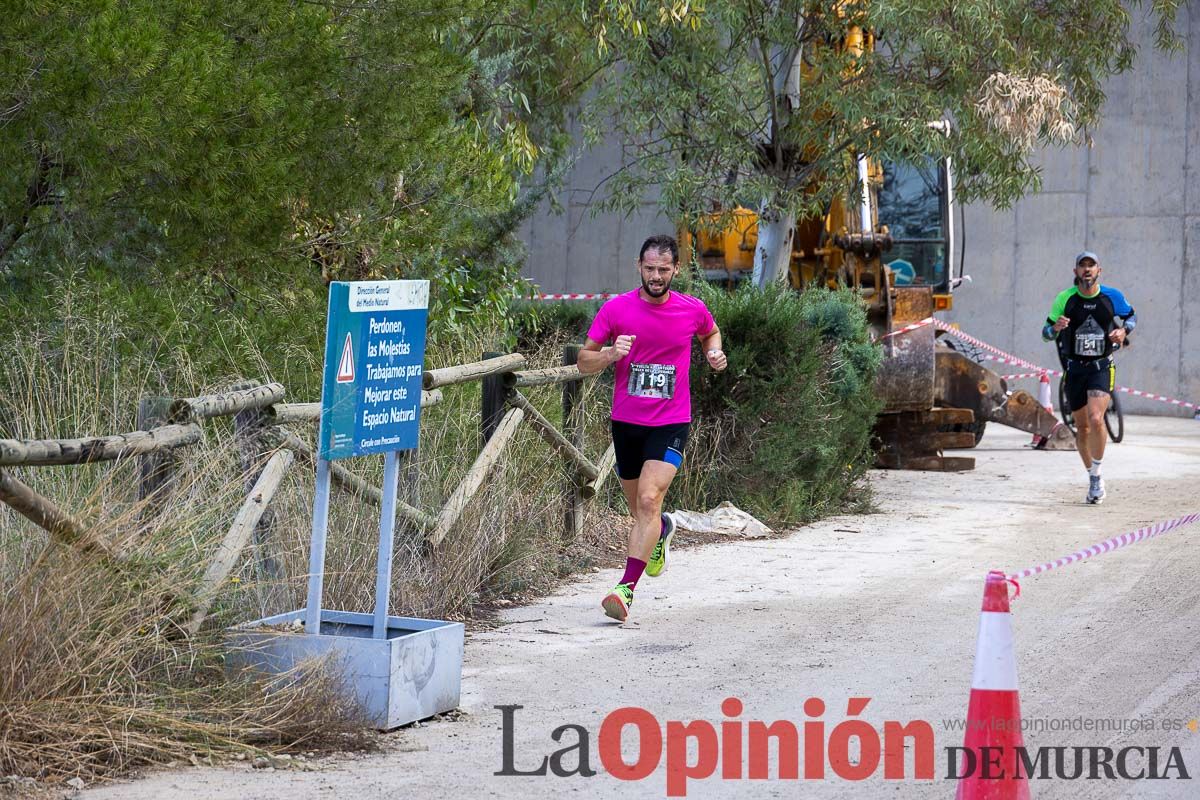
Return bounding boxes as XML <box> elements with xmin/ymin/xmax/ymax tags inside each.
<box><xmin>317</xmin><ymin>281</ymin><xmax>429</xmax><ymax>460</ymax></box>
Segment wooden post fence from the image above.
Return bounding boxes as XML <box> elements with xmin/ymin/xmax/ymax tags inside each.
<box><xmin>561</xmin><ymin>345</ymin><xmax>585</xmax><ymax>541</ymax></box>
<box><xmin>0</xmin><ymin>468</ymin><xmax>117</xmax><ymax>558</ymax></box>
<box><xmin>185</xmin><ymin>448</ymin><xmax>295</xmax><ymax>634</ymax></box>
<box><xmin>428</xmin><ymin>406</ymin><xmax>524</xmax><ymax>547</ymax></box>
<box><xmin>136</xmin><ymin>396</ymin><xmax>176</xmax><ymax>519</ymax></box>
<box><xmin>232</xmin><ymin>380</ymin><xmax>283</xmax><ymax>586</ymax></box>
<box><xmin>2</xmin><ymin>353</ymin><xmax>619</xmax><ymax>630</ymax></box>
<box><xmin>480</xmin><ymin>351</ymin><xmax>507</xmax><ymax>447</ymax></box>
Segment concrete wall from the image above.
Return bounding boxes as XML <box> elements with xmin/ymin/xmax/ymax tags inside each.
<box><xmin>944</xmin><ymin>7</ymin><xmax>1197</xmax><ymax>416</ymax></box>
<box><xmin>517</xmin><ymin>108</ymin><xmax>672</xmax><ymax>296</ymax></box>
<box><xmin>521</xmin><ymin>9</ymin><xmax>1198</xmax><ymax>415</ymax></box>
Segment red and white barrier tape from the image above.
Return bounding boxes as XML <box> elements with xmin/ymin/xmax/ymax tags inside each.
<box><xmin>880</xmin><ymin>317</ymin><xmax>934</xmax><ymax>339</ymax></box>
<box><xmin>1115</xmin><ymin>386</ymin><xmax>1200</xmax><ymax>411</ymax></box>
<box><xmin>1006</xmin><ymin>512</ymin><xmax>1200</xmax><ymax>589</ymax></box>
<box><xmin>934</xmin><ymin>321</ymin><xmax>1051</xmax><ymax>374</ymax></box>
<box><xmin>980</xmin><ymin>354</ymin><xmax>1062</xmax><ymax>376</ymax></box>
<box><xmin>1001</xmin><ymin>371</ymin><xmax>1051</xmax><ymax>381</ymax></box>
<box><xmin>936</xmin><ymin>322</ymin><xmax>1198</xmax><ymax>412</ymax></box>
<box><xmin>533</xmin><ymin>293</ymin><xmax>618</xmax><ymax>301</ymax></box>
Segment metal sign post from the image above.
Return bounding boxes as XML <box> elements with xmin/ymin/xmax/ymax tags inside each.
<box><xmin>307</xmin><ymin>280</ymin><xmax>428</xmax><ymax>636</ymax></box>
<box><xmin>230</xmin><ymin>279</ymin><xmax>463</xmax><ymax>731</ymax></box>
<box><xmin>372</xmin><ymin>450</ymin><xmax>400</xmax><ymax>638</ymax></box>
<box><xmin>304</xmin><ymin>458</ymin><xmax>332</xmax><ymax>634</ymax></box>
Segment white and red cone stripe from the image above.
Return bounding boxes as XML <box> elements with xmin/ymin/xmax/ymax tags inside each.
<box><xmin>956</xmin><ymin>570</ymin><xmax>1030</xmax><ymax>800</ymax></box>
<box><xmin>1031</xmin><ymin>372</ymin><xmax>1054</xmax><ymax>446</ymax></box>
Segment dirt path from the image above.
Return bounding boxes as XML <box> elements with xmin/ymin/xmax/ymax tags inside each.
<box><xmin>88</xmin><ymin>416</ymin><xmax>1200</xmax><ymax>799</ymax></box>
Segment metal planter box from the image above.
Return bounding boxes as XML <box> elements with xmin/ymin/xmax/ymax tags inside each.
<box><xmin>228</xmin><ymin>609</ymin><xmax>464</xmax><ymax>730</ymax></box>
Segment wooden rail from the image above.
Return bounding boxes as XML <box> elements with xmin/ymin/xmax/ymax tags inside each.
<box><xmin>185</xmin><ymin>448</ymin><xmax>295</xmax><ymax>635</ymax></box>
<box><xmin>0</xmin><ymin>468</ymin><xmax>117</xmax><ymax>558</ymax></box>
<box><xmin>170</xmin><ymin>383</ymin><xmax>286</xmax><ymax>423</ymax></box>
<box><xmin>270</xmin><ymin>389</ymin><xmax>443</xmax><ymax>425</ymax></box>
<box><xmin>507</xmin><ymin>391</ymin><xmax>600</xmax><ymax>481</ymax></box>
<box><xmin>0</xmin><ymin>424</ymin><xmax>202</xmax><ymax>467</ymax></box>
<box><xmin>580</xmin><ymin>444</ymin><xmax>617</xmax><ymax>500</ymax></box>
<box><xmin>270</xmin><ymin>429</ymin><xmax>436</xmax><ymax>530</ymax></box>
<box><xmin>505</xmin><ymin>364</ymin><xmax>583</xmax><ymax>388</ymax></box>
<box><xmin>428</xmin><ymin>406</ymin><xmax>525</xmax><ymax>547</ymax></box>
<box><xmin>423</xmin><ymin>353</ymin><xmax>525</xmax><ymax>390</ymax></box>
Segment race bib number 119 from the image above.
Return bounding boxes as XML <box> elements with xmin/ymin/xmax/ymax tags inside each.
<box><xmin>627</xmin><ymin>363</ymin><xmax>676</xmax><ymax>399</ymax></box>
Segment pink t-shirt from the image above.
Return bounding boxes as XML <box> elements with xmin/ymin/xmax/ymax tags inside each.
<box><xmin>586</xmin><ymin>289</ymin><xmax>716</xmax><ymax>425</ymax></box>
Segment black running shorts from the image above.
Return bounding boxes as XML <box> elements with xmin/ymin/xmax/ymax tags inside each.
<box><xmin>1065</xmin><ymin>363</ymin><xmax>1114</xmax><ymax>413</ymax></box>
<box><xmin>610</xmin><ymin>420</ymin><xmax>690</xmax><ymax>480</ymax></box>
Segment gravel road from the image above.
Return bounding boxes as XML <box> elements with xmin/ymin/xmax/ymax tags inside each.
<box><xmin>87</xmin><ymin>416</ymin><xmax>1200</xmax><ymax>800</ymax></box>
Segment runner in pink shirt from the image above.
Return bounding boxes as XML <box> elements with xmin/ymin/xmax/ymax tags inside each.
<box><xmin>577</xmin><ymin>234</ymin><xmax>727</xmax><ymax>622</ymax></box>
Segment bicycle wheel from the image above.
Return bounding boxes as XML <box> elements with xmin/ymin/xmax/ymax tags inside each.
<box><xmin>1059</xmin><ymin>378</ymin><xmax>1077</xmax><ymax>435</ymax></box>
<box><xmin>1105</xmin><ymin>390</ymin><xmax>1125</xmax><ymax>443</ymax></box>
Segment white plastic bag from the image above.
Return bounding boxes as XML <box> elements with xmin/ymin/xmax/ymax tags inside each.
<box><xmin>665</xmin><ymin>501</ymin><xmax>771</xmax><ymax>538</ymax></box>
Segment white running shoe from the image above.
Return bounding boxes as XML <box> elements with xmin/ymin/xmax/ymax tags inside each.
<box><xmin>1086</xmin><ymin>475</ymin><xmax>1106</xmax><ymax>504</ymax></box>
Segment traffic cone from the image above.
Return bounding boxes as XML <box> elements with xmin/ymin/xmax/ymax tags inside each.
<box><xmin>954</xmin><ymin>570</ymin><xmax>1030</xmax><ymax>800</ymax></box>
<box><xmin>1031</xmin><ymin>372</ymin><xmax>1053</xmax><ymax>446</ymax></box>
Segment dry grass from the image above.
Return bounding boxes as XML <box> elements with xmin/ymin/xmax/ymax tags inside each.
<box><xmin>0</xmin><ymin>314</ymin><xmax>619</xmax><ymax>784</ymax></box>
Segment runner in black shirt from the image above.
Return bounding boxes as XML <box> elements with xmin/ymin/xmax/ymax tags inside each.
<box><xmin>1042</xmin><ymin>251</ymin><xmax>1137</xmax><ymax>504</ymax></box>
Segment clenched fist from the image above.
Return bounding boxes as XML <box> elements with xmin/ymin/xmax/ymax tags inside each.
<box><xmin>706</xmin><ymin>348</ymin><xmax>727</xmax><ymax>371</ymax></box>
<box><xmin>609</xmin><ymin>334</ymin><xmax>635</xmax><ymax>363</ymax></box>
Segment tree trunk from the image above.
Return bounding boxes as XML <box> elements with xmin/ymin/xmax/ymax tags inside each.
<box><xmin>750</xmin><ymin>30</ymin><xmax>803</xmax><ymax>290</ymax></box>
<box><xmin>752</xmin><ymin>212</ymin><xmax>794</xmax><ymax>288</ymax></box>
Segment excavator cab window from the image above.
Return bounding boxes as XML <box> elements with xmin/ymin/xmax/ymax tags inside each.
<box><xmin>877</xmin><ymin>158</ymin><xmax>951</xmax><ymax>293</ymax></box>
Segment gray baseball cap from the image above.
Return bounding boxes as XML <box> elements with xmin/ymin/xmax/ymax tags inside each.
<box><xmin>1075</xmin><ymin>250</ymin><xmax>1099</xmax><ymax>266</ymax></box>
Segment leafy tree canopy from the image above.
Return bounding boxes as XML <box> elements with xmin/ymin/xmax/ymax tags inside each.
<box><xmin>0</xmin><ymin>0</ymin><xmax>569</xmax><ymax>291</ymax></box>
<box><xmin>574</xmin><ymin>0</ymin><xmax>1180</xmax><ymax>226</ymax></box>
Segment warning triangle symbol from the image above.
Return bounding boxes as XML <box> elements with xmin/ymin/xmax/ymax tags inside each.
<box><xmin>336</xmin><ymin>333</ymin><xmax>355</xmax><ymax>383</ymax></box>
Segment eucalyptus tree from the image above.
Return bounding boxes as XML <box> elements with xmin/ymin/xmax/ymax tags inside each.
<box><xmin>581</xmin><ymin>0</ymin><xmax>1180</xmax><ymax>286</ymax></box>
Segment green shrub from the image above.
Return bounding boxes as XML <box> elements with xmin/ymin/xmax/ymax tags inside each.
<box><xmin>506</xmin><ymin>298</ymin><xmax>600</xmax><ymax>352</ymax></box>
<box><xmin>678</xmin><ymin>283</ymin><xmax>882</xmax><ymax>524</ymax></box>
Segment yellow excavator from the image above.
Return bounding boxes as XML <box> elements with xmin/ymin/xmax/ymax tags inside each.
<box><xmin>678</xmin><ymin>24</ymin><xmax>1071</xmax><ymax>469</ymax></box>
<box><xmin>680</xmin><ymin>160</ymin><xmax>1073</xmax><ymax>470</ymax></box>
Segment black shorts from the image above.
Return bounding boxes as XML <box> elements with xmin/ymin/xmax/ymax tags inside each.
<box><xmin>610</xmin><ymin>420</ymin><xmax>690</xmax><ymax>480</ymax></box>
<box><xmin>1065</xmin><ymin>362</ymin><xmax>1115</xmax><ymax>413</ymax></box>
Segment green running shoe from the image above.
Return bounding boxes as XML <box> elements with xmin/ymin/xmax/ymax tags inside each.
<box><xmin>645</xmin><ymin>513</ymin><xmax>675</xmax><ymax>577</ymax></box>
<box><xmin>601</xmin><ymin>583</ymin><xmax>634</xmax><ymax>622</ymax></box>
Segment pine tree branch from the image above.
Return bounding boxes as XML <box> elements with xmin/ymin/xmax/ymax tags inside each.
<box><xmin>0</xmin><ymin>148</ymin><xmax>59</xmax><ymax>265</ymax></box>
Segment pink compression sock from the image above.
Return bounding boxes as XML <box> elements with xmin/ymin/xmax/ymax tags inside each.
<box><xmin>620</xmin><ymin>557</ymin><xmax>647</xmax><ymax>589</ymax></box>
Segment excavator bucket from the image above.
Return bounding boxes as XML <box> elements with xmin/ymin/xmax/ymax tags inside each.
<box><xmin>933</xmin><ymin>348</ymin><xmax>1075</xmax><ymax>450</ymax></box>
<box><xmin>870</xmin><ymin>289</ymin><xmax>1074</xmax><ymax>469</ymax></box>
<box><xmin>997</xmin><ymin>390</ymin><xmax>1076</xmax><ymax>450</ymax></box>
<box><xmin>872</xmin><ymin>287</ymin><xmax>975</xmax><ymax>470</ymax></box>
<box><xmin>874</xmin><ymin>287</ymin><xmax>935</xmax><ymax>413</ymax></box>
<box><xmin>873</xmin><ymin>407</ymin><xmax>977</xmax><ymax>471</ymax></box>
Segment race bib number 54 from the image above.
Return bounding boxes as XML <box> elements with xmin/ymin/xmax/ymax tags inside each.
<box><xmin>1075</xmin><ymin>316</ymin><xmax>1106</xmax><ymax>357</ymax></box>
<box><xmin>627</xmin><ymin>363</ymin><xmax>676</xmax><ymax>399</ymax></box>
